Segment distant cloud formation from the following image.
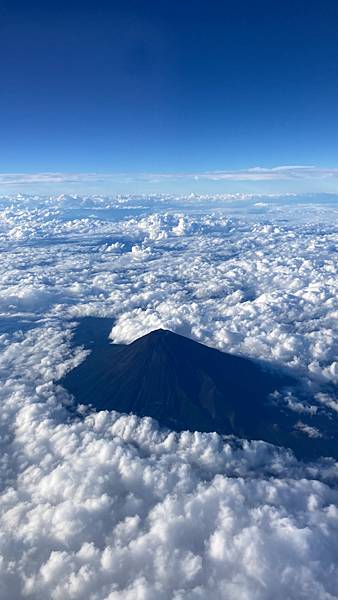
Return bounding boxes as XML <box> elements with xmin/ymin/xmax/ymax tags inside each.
<box><xmin>189</xmin><ymin>165</ymin><xmax>338</xmax><ymax>181</ymax></box>
<box><xmin>0</xmin><ymin>194</ymin><xmax>337</xmax><ymax>598</ymax></box>
<box><xmin>1</xmin><ymin>165</ymin><xmax>338</xmax><ymax>187</ymax></box>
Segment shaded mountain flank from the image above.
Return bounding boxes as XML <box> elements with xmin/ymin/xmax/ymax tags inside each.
<box><xmin>61</xmin><ymin>317</ymin><xmax>338</xmax><ymax>460</ymax></box>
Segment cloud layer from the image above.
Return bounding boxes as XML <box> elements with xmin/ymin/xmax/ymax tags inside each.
<box><xmin>0</xmin><ymin>194</ymin><xmax>337</xmax><ymax>598</ymax></box>
<box><xmin>1</xmin><ymin>165</ymin><xmax>338</xmax><ymax>187</ymax></box>
<box><xmin>1</xmin><ymin>324</ymin><xmax>338</xmax><ymax>600</ymax></box>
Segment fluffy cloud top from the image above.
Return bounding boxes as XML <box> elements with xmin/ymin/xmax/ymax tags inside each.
<box><xmin>0</xmin><ymin>194</ymin><xmax>337</xmax><ymax>599</ymax></box>
<box><xmin>1</xmin><ymin>325</ymin><xmax>338</xmax><ymax>600</ymax></box>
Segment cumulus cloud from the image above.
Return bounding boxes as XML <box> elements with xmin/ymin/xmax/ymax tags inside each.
<box><xmin>0</xmin><ymin>324</ymin><xmax>338</xmax><ymax>600</ymax></box>
<box><xmin>0</xmin><ymin>195</ymin><xmax>336</xmax><ymax>381</ymax></box>
<box><xmin>0</xmin><ymin>193</ymin><xmax>337</xmax><ymax>598</ymax></box>
<box><xmin>295</xmin><ymin>421</ymin><xmax>323</xmax><ymax>438</ymax></box>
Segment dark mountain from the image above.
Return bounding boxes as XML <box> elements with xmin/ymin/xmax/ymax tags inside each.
<box><xmin>60</xmin><ymin>318</ymin><xmax>338</xmax><ymax>460</ymax></box>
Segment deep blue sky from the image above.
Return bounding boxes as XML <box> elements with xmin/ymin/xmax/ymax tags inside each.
<box><xmin>1</xmin><ymin>0</ymin><xmax>338</xmax><ymax>193</ymax></box>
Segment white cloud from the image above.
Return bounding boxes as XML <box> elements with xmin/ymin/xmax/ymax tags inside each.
<box><xmin>0</xmin><ymin>322</ymin><xmax>338</xmax><ymax>600</ymax></box>
<box><xmin>295</xmin><ymin>421</ymin><xmax>323</xmax><ymax>438</ymax></box>
<box><xmin>0</xmin><ymin>194</ymin><xmax>337</xmax><ymax>598</ymax></box>
<box><xmin>1</xmin><ymin>165</ymin><xmax>338</xmax><ymax>187</ymax></box>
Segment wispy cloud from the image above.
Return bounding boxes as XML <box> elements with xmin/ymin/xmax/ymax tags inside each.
<box><xmin>188</xmin><ymin>165</ymin><xmax>338</xmax><ymax>181</ymax></box>
<box><xmin>1</xmin><ymin>165</ymin><xmax>338</xmax><ymax>186</ymax></box>
<box><xmin>0</xmin><ymin>173</ymin><xmax>117</xmax><ymax>185</ymax></box>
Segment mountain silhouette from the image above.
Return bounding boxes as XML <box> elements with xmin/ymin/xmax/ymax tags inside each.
<box><xmin>60</xmin><ymin>318</ymin><xmax>338</xmax><ymax>459</ymax></box>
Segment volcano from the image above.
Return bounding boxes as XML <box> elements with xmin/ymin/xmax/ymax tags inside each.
<box><xmin>60</xmin><ymin>319</ymin><xmax>338</xmax><ymax>459</ymax></box>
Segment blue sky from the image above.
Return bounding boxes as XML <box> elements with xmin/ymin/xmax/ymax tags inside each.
<box><xmin>1</xmin><ymin>0</ymin><xmax>338</xmax><ymax>194</ymax></box>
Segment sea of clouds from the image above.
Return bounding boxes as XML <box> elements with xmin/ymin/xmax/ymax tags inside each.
<box><xmin>0</xmin><ymin>193</ymin><xmax>337</xmax><ymax>599</ymax></box>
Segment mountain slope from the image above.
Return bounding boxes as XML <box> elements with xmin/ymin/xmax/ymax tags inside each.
<box><xmin>60</xmin><ymin>321</ymin><xmax>338</xmax><ymax>459</ymax></box>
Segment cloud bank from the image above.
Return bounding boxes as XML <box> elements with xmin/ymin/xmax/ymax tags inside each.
<box><xmin>1</xmin><ymin>324</ymin><xmax>338</xmax><ymax>600</ymax></box>
<box><xmin>1</xmin><ymin>165</ymin><xmax>338</xmax><ymax>187</ymax></box>
<box><xmin>0</xmin><ymin>194</ymin><xmax>337</xmax><ymax>598</ymax></box>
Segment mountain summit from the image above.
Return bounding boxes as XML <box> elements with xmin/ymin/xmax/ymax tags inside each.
<box><xmin>61</xmin><ymin>319</ymin><xmax>338</xmax><ymax>459</ymax></box>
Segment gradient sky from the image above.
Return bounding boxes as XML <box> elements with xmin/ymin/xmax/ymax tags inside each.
<box><xmin>1</xmin><ymin>0</ymin><xmax>338</xmax><ymax>194</ymax></box>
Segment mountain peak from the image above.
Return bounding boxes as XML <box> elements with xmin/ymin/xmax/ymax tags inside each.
<box><xmin>129</xmin><ymin>328</ymin><xmax>194</xmax><ymax>354</ymax></box>
<box><xmin>61</xmin><ymin>317</ymin><xmax>338</xmax><ymax>459</ymax></box>
<box><xmin>133</xmin><ymin>328</ymin><xmax>174</xmax><ymax>340</ymax></box>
